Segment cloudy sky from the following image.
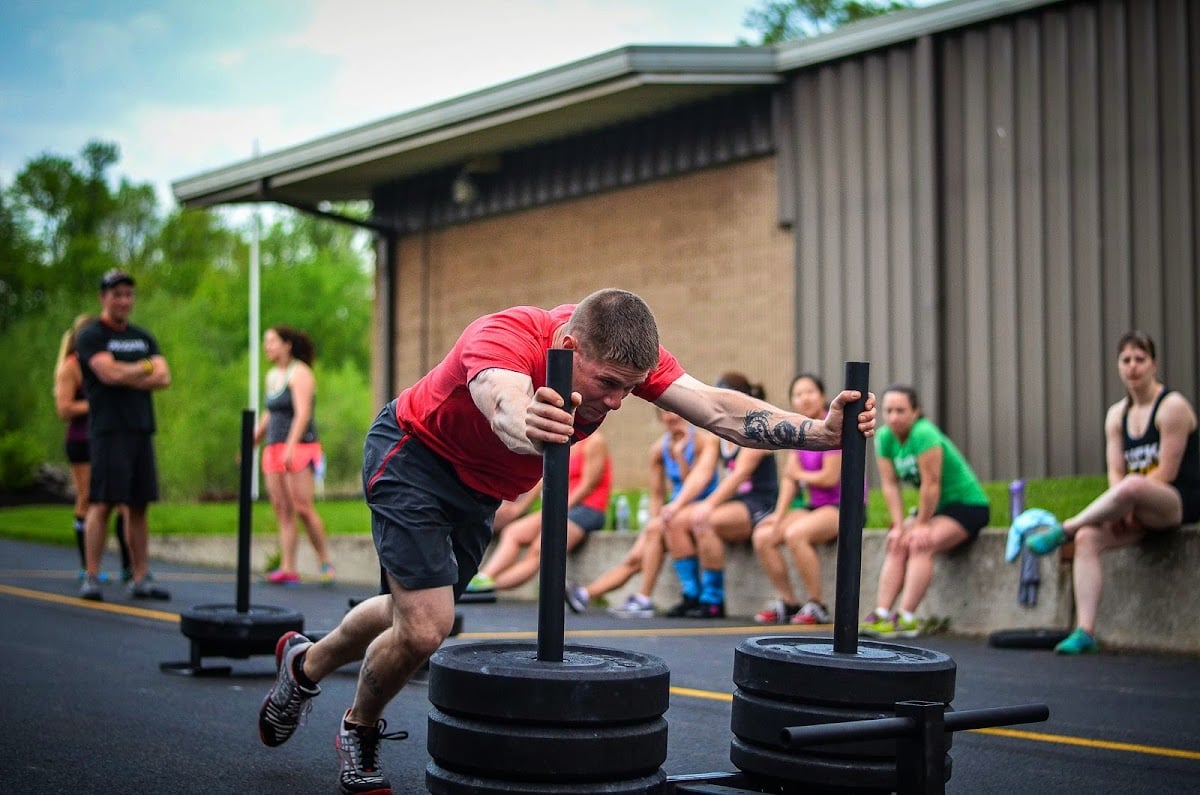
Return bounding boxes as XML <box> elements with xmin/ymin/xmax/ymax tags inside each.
<box><xmin>0</xmin><ymin>0</ymin><xmax>765</xmax><ymax>207</ymax></box>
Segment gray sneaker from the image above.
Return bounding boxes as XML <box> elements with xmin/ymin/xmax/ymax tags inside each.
<box><xmin>128</xmin><ymin>573</ymin><xmax>170</xmax><ymax>601</ymax></box>
<box><xmin>79</xmin><ymin>575</ymin><xmax>103</xmax><ymax>602</ymax></box>
<box><xmin>565</xmin><ymin>583</ymin><xmax>589</xmax><ymax>614</ymax></box>
<box><xmin>259</xmin><ymin>632</ymin><xmax>320</xmax><ymax>747</ymax></box>
<box><xmin>335</xmin><ymin>709</ymin><xmax>408</xmax><ymax>794</ymax></box>
<box><xmin>607</xmin><ymin>594</ymin><xmax>655</xmax><ymax>619</ymax></box>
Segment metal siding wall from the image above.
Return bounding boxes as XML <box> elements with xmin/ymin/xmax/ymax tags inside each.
<box><xmin>988</xmin><ymin>23</ymin><xmax>1020</xmax><ymax>478</ymax></box>
<box><xmin>841</xmin><ymin>60</ymin><xmax>869</xmax><ymax>360</ymax></box>
<box><xmin>784</xmin><ymin>0</ymin><xmax>1196</xmax><ymax>480</ymax></box>
<box><xmin>1097</xmin><ymin>0</ymin><xmax>1134</xmax><ymax>405</ymax></box>
<box><xmin>1193</xmin><ymin>0</ymin><xmax>1200</xmax><ymax>398</ymax></box>
<box><xmin>943</xmin><ymin>0</ymin><xmax>1199</xmax><ymax>477</ymax></box>
<box><xmin>941</xmin><ymin>36</ymin><xmax>966</xmax><ymax>433</ymax></box>
<box><xmin>913</xmin><ymin>37</ymin><xmax>939</xmax><ymax>407</ymax></box>
<box><xmin>1015</xmin><ymin>16</ymin><xmax>1050</xmax><ymax>476</ymax></box>
<box><xmin>1068</xmin><ymin>4</ymin><xmax>1105</xmax><ymax>473</ymax></box>
<box><xmin>1159</xmin><ymin>0</ymin><xmax>1197</xmax><ymax>400</ymax></box>
<box><xmin>789</xmin><ymin>39</ymin><xmax>938</xmax><ymax>430</ymax></box>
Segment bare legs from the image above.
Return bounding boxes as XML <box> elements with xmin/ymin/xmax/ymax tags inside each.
<box><xmin>301</xmin><ymin>579</ymin><xmax>455</xmax><ymax>725</ymax></box>
<box><xmin>752</xmin><ymin>515</ymin><xmax>800</xmax><ymax>605</ymax></box>
<box><xmin>1060</xmin><ymin>476</ymin><xmax>1182</xmax><ymax>634</ymax></box>
<box><xmin>873</xmin><ymin>516</ymin><xmax>968</xmax><ymax>615</ymax></box>
<box><xmin>266</xmin><ymin>467</ymin><xmax>332</xmax><ymax>576</ymax></box>
<box><xmin>581</xmin><ymin>519</ymin><xmax>666</xmax><ymax>601</ymax></box>
<box><xmin>85</xmin><ymin>502</ymin><xmax>150</xmax><ymax>582</ymax></box>
<box><xmin>786</xmin><ymin>507</ymin><xmax>839</xmax><ymax>604</ymax></box>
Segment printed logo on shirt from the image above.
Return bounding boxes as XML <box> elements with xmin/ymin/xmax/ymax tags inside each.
<box><xmin>893</xmin><ymin>453</ymin><xmax>921</xmax><ymax>488</ymax></box>
<box><xmin>1124</xmin><ymin>442</ymin><xmax>1160</xmax><ymax>475</ymax></box>
<box><xmin>108</xmin><ymin>339</ymin><xmax>150</xmax><ymax>355</ymax></box>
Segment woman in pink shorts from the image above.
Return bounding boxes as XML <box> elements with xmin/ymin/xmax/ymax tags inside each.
<box><xmin>254</xmin><ymin>326</ymin><xmax>334</xmax><ymax>585</ymax></box>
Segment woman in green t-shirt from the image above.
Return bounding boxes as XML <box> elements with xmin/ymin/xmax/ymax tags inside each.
<box><xmin>861</xmin><ymin>385</ymin><xmax>990</xmax><ymax>638</ymax></box>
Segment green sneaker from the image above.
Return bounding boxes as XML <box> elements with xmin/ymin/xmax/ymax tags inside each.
<box><xmin>1054</xmin><ymin>627</ymin><xmax>1098</xmax><ymax>655</ymax></box>
<box><xmin>860</xmin><ymin>611</ymin><xmax>921</xmax><ymax>639</ymax></box>
<box><xmin>1024</xmin><ymin>514</ymin><xmax>1068</xmax><ymax>556</ymax></box>
<box><xmin>466</xmin><ymin>572</ymin><xmax>495</xmax><ymax>593</ymax></box>
<box><xmin>859</xmin><ymin>610</ymin><xmax>892</xmax><ymax>637</ymax></box>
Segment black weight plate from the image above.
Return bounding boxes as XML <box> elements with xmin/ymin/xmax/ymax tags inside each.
<box><xmin>987</xmin><ymin>628</ymin><xmax>1071</xmax><ymax>649</ymax></box>
<box><xmin>177</xmin><ymin>604</ymin><xmax>304</xmax><ymax>659</ymax></box>
<box><xmin>730</xmin><ymin>736</ymin><xmax>952</xmax><ymax>792</ymax></box>
<box><xmin>179</xmin><ymin>604</ymin><xmax>304</xmax><ymax>643</ymax></box>
<box><xmin>730</xmin><ymin>687</ymin><xmax>954</xmax><ymax>758</ymax></box>
<box><xmin>428</xmin><ymin>707</ymin><xmax>667</xmax><ymax>781</ymax></box>
<box><xmin>429</xmin><ymin>641</ymin><xmax>670</xmax><ymax>724</ymax></box>
<box><xmin>426</xmin><ymin>761</ymin><xmax>666</xmax><ymax>795</ymax></box>
<box><xmin>733</xmin><ymin>636</ymin><xmax>955</xmax><ymax>706</ymax></box>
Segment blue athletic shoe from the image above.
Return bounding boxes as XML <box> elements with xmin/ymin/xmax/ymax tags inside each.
<box><xmin>1054</xmin><ymin>627</ymin><xmax>1098</xmax><ymax>655</ymax></box>
<box><xmin>1009</xmin><ymin>508</ymin><xmax>1063</xmax><ymax>561</ymax></box>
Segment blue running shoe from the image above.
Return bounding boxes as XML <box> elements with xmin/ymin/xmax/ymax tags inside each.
<box><xmin>1054</xmin><ymin>627</ymin><xmax>1098</xmax><ymax>655</ymax></box>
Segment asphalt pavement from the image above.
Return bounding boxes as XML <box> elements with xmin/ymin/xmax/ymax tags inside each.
<box><xmin>1</xmin><ymin>537</ymin><xmax>1198</xmax><ymax>794</ymax></box>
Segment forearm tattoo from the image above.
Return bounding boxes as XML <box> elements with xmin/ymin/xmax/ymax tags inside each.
<box><xmin>745</xmin><ymin>410</ymin><xmax>811</xmax><ymax>447</ymax></box>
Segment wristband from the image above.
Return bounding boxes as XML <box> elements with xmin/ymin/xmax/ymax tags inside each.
<box><xmin>140</xmin><ymin>358</ymin><xmax>154</xmax><ymax>374</ymax></box>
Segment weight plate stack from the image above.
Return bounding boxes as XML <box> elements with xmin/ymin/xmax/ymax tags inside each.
<box><xmin>426</xmin><ymin>640</ymin><xmax>670</xmax><ymax>794</ymax></box>
<box><xmin>178</xmin><ymin>603</ymin><xmax>304</xmax><ymax>660</ymax></box>
<box><xmin>729</xmin><ymin>636</ymin><xmax>956</xmax><ymax>792</ymax></box>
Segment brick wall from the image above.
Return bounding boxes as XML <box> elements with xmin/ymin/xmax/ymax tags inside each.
<box><xmin>384</xmin><ymin>156</ymin><xmax>794</xmax><ymax>489</ymax></box>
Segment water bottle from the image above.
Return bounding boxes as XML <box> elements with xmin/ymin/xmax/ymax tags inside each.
<box><xmin>614</xmin><ymin>494</ymin><xmax>632</xmax><ymax>533</ymax></box>
<box><xmin>636</xmin><ymin>492</ymin><xmax>651</xmax><ymax>531</ymax></box>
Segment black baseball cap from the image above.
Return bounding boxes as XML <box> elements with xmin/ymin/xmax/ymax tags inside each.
<box><xmin>99</xmin><ymin>269</ymin><xmax>135</xmax><ymax>290</ymax></box>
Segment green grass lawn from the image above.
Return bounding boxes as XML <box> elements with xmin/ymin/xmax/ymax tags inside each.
<box><xmin>0</xmin><ymin>498</ymin><xmax>372</xmax><ymax>545</ymax></box>
<box><xmin>0</xmin><ymin>475</ymin><xmax>1106</xmax><ymax>546</ymax></box>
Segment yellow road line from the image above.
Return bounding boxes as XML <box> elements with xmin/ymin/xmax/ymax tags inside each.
<box><xmin>974</xmin><ymin>727</ymin><xmax>1200</xmax><ymax>761</ymax></box>
<box><xmin>0</xmin><ymin>582</ymin><xmax>178</xmax><ymax>621</ymax></box>
<box><xmin>0</xmin><ymin>568</ymin><xmax>235</xmax><ymax>582</ymax></box>
<box><xmin>2</xmin><ymin>581</ymin><xmax>1196</xmax><ymax>763</ymax></box>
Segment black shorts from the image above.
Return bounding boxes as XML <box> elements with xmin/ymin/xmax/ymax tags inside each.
<box><xmin>1175</xmin><ymin>486</ymin><xmax>1200</xmax><ymax>525</ymax></box>
<box><xmin>65</xmin><ymin>439</ymin><xmax>90</xmax><ymax>464</ymax></box>
<box><xmin>734</xmin><ymin>493</ymin><xmax>777</xmax><ymax>528</ymax></box>
<box><xmin>362</xmin><ymin>402</ymin><xmax>500</xmax><ymax>597</ymax></box>
<box><xmin>937</xmin><ymin>502</ymin><xmax>990</xmax><ymax>539</ymax></box>
<box><xmin>89</xmin><ymin>432</ymin><xmax>158</xmax><ymax>506</ymax></box>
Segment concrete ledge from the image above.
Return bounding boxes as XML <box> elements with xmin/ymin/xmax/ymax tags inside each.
<box><xmin>143</xmin><ymin>525</ymin><xmax>1200</xmax><ymax>654</ymax></box>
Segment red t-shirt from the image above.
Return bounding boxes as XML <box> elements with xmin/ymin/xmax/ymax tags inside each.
<box><xmin>395</xmin><ymin>304</ymin><xmax>684</xmax><ymax>500</ymax></box>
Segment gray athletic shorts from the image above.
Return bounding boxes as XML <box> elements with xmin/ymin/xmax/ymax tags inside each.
<box><xmin>362</xmin><ymin>402</ymin><xmax>501</xmax><ymax>597</ymax></box>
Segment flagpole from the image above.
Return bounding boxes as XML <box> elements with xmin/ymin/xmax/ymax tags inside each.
<box><xmin>249</xmin><ymin>139</ymin><xmax>262</xmax><ymax>500</ymax></box>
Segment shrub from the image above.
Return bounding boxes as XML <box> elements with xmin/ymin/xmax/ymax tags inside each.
<box><xmin>0</xmin><ymin>431</ymin><xmax>42</xmax><ymax>490</ymax></box>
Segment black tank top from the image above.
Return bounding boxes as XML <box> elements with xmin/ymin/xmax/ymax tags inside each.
<box><xmin>1122</xmin><ymin>387</ymin><xmax>1200</xmax><ymax>512</ymax></box>
<box><xmin>264</xmin><ymin>365</ymin><xmax>317</xmax><ymax>444</ymax></box>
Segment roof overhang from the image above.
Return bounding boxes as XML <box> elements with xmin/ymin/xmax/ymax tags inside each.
<box><xmin>172</xmin><ymin>46</ymin><xmax>778</xmax><ymax>208</ymax></box>
<box><xmin>172</xmin><ymin>0</ymin><xmax>1066</xmax><ymax>210</ymax></box>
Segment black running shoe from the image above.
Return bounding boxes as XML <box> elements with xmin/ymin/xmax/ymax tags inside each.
<box><xmin>684</xmin><ymin>601</ymin><xmax>726</xmax><ymax>619</ymax></box>
<box><xmin>335</xmin><ymin>709</ymin><xmax>408</xmax><ymax>794</ymax></box>
<box><xmin>665</xmin><ymin>596</ymin><xmax>699</xmax><ymax>617</ymax></box>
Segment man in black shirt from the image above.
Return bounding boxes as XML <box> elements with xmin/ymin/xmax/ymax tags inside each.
<box><xmin>75</xmin><ymin>269</ymin><xmax>173</xmax><ymax>601</ymax></box>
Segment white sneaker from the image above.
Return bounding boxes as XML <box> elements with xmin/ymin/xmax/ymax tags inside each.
<box><xmin>607</xmin><ymin>594</ymin><xmax>655</xmax><ymax>618</ymax></box>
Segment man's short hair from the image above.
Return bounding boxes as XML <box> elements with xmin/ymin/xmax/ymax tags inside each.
<box><xmin>99</xmin><ymin>269</ymin><xmax>135</xmax><ymax>291</ymax></box>
<box><xmin>567</xmin><ymin>289</ymin><xmax>660</xmax><ymax>371</ymax></box>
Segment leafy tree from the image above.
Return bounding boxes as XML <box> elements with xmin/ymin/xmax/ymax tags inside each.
<box><xmin>742</xmin><ymin>0</ymin><xmax>916</xmax><ymax>44</ymax></box>
<box><xmin>0</xmin><ymin>187</ymin><xmax>41</xmax><ymax>331</ymax></box>
<box><xmin>3</xmin><ymin>143</ymin><xmax>376</xmax><ymax>501</ymax></box>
